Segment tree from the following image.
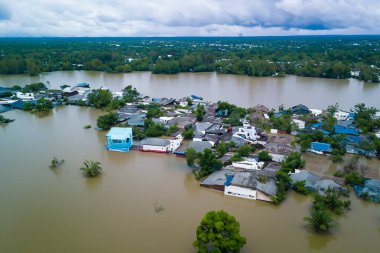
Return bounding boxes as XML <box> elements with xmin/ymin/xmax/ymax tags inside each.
<box><xmin>87</xmin><ymin>89</ymin><xmax>113</xmax><ymax>108</ymax></box>
<box><xmin>196</xmin><ymin>105</ymin><xmax>205</xmax><ymax>122</ymax></box>
<box><xmin>97</xmin><ymin>113</ymin><xmax>118</xmax><ymax>130</ymax></box>
<box><xmin>183</xmin><ymin>128</ymin><xmax>194</xmax><ymax>139</ymax></box>
<box><xmin>258</xmin><ymin>150</ymin><xmax>272</xmax><ymax>162</ymax></box>
<box><xmin>354</xmin><ymin>103</ymin><xmax>378</xmax><ymax>132</ymax></box>
<box><xmin>80</xmin><ymin>160</ymin><xmax>102</xmax><ymax>177</ymax></box>
<box><xmin>293</xmin><ymin>180</ymin><xmax>308</xmax><ymax>194</ymax></box>
<box><xmin>281</xmin><ymin>152</ymin><xmax>305</xmax><ymax>173</ymax></box>
<box><xmin>122</xmin><ymin>85</ymin><xmax>140</xmax><ymax>102</ymax></box>
<box><xmin>195</xmin><ymin>149</ymin><xmax>223</xmax><ymax>179</ymax></box>
<box><xmin>146</xmin><ymin>104</ymin><xmax>163</xmax><ymax>118</ymax></box>
<box><xmin>0</xmin><ymin>115</ymin><xmax>15</xmax><ymax>124</ymax></box>
<box><xmin>216</xmin><ymin>141</ymin><xmax>228</xmax><ymax>158</ymax></box>
<box><xmin>49</xmin><ymin>157</ymin><xmax>64</xmax><ymax>169</ymax></box>
<box><xmin>193</xmin><ymin>210</ymin><xmax>246</xmax><ymax>253</ymax></box>
<box><xmin>236</xmin><ymin>144</ymin><xmax>251</xmax><ymax>157</ymax></box>
<box><xmin>185</xmin><ymin>148</ymin><xmax>198</xmax><ymax>167</ymax></box>
<box><xmin>35</xmin><ymin>97</ymin><xmax>53</xmax><ymax>112</ymax></box>
<box><xmin>304</xmin><ymin>206</ymin><xmax>335</xmax><ymax>233</ymax></box>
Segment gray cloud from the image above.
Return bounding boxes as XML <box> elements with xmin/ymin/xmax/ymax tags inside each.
<box><xmin>0</xmin><ymin>0</ymin><xmax>379</xmax><ymax>36</ymax></box>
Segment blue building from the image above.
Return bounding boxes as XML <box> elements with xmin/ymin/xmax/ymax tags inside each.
<box><xmin>310</xmin><ymin>142</ymin><xmax>333</xmax><ymax>154</ymax></box>
<box><xmin>106</xmin><ymin>127</ymin><xmax>133</xmax><ymax>152</ymax></box>
<box><xmin>334</xmin><ymin>125</ymin><xmax>359</xmax><ymax>136</ymax></box>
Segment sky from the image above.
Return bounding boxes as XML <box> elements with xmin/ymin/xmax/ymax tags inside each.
<box><xmin>0</xmin><ymin>0</ymin><xmax>379</xmax><ymax>37</ymax></box>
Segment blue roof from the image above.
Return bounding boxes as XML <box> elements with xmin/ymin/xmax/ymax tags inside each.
<box><xmin>311</xmin><ymin>142</ymin><xmax>332</xmax><ymax>152</ymax></box>
<box><xmin>106</xmin><ymin>127</ymin><xmax>132</xmax><ymax>139</ymax></box>
<box><xmin>343</xmin><ymin>135</ymin><xmax>362</xmax><ymax>144</ymax></box>
<box><xmin>319</xmin><ymin>129</ymin><xmax>330</xmax><ymax>135</ymax></box>
<box><xmin>0</xmin><ymin>105</ymin><xmax>12</xmax><ymax>113</ymax></box>
<box><xmin>224</xmin><ymin>174</ymin><xmax>234</xmax><ymax>186</ymax></box>
<box><xmin>191</xmin><ymin>95</ymin><xmax>201</xmax><ymax>100</ymax></box>
<box><xmin>334</xmin><ymin>125</ymin><xmax>359</xmax><ymax>136</ymax></box>
<box><xmin>348</xmin><ymin>112</ymin><xmax>356</xmax><ymax>119</ymax></box>
<box><xmin>75</xmin><ymin>83</ymin><xmax>90</xmax><ymax>88</ymax></box>
<box><xmin>312</xmin><ymin>123</ymin><xmax>322</xmax><ymax>128</ymax></box>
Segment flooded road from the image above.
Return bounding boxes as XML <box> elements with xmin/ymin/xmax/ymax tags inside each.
<box><xmin>0</xmin><ymin>107</ymin><xmax>379</xmax><ymax>253</ymax></box>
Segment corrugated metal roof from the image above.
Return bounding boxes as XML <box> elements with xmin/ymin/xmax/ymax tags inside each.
<box><xmin>142</xmin><ymin>138</ymin><xmax>170</xmax><ymax>146</ymax></box>
<box><xmin>106</xmin><ymin>127</ymin><xmax>132</xmax><ymax>139</ymax></box>
<box><xmin>311</xmin><ymin>142</ymin><xmax>332</xmax><ymax>152</ymax></box>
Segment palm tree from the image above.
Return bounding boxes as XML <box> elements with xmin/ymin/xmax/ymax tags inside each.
<box><xmin>80</xmin><ymin>160</ymin><xmax>102</xmax><ymax>177</ymax></box>
<box><xmin>304</xmin><ymin>206</ymin><xmax>335</xmax><ymax>233</ymax></box>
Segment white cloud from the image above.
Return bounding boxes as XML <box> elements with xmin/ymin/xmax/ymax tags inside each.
<box><xmin>0</xmin><ymin>0</ymin><xmax>379</xmax><ymax>36</ymax></box>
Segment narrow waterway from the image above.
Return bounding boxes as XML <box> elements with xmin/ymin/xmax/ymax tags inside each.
<box><xmin>0</xmin><ymin>107</ymin><xmax>379</xmax><ymax>253</ymax></box>
<box><xmin>1</xmin><ymin>71</ymin><xmax>379</xmax><ymax>109</ymax></box>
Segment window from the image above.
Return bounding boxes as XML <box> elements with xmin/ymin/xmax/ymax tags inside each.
<box><xmin>112</xmin><ymin>139</ymin><xmax>122</xmax><ymax>144</ymax></box>
<box><xmin>126</xmin><ymin>138</ymin><xmax>130</xmax><ymax>143</ymax></box>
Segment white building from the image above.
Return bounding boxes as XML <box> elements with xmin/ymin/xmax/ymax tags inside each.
<box><xmin>224</xmin><ymin>185</ymin><xmax>257</xmax><ymax>200</ymax></box>
<box><xmin>292</xmin><ymin>119</ymin><xmax>305</xmax><ymax>129</ymax></box>
<box><xmin>334</xmin><ymin>110</ymin><xmax>350</xmax><ymax>121</ymax></box>
<box><xmin>141</xmin><ymin>135</ymin><xmax>183</xmax><ymax>153</ymax></box>
<box><xmin>16</xmin><ymin>92</ymin><xmax>34</xmax><ymax>100</ymax></box>
<box><xmin>232</xmin><ymin>161</ymin><xmax>264</xmax><ymax>170</ymax></box>
<box><xmin>269</xmin><ymin>153</ymin><xmax>286</xmax><ymax>163</ymax></box>
<box><xmin>141</xmin><ymin>138</ymin><xmax>170</xmax><ymax>153</ymax></box>
<box><xmin>310</xmin><ymin>109</ymin><xmax>323</xmax><ymax>116</ymax></box>
<box><xmin>168</xmin><ymin>134</ymin><xmax>183</xmax><ymax>152</ymax></box>
<box><xmin>233</xmin><ymin>126</ymin><xmax>259</xmax><ymax>141</ymax></box>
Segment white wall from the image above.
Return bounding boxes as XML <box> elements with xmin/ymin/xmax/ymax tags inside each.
<box><xmin>269</xmin><ymin>153</ymin><xmax>285</xmax><ymax>162</ymax></box>
<box><xmin>224</xmin><ymin>185</ymin><xmax>257</xmax><ymax>200</ymax></box>
<box><xmin>141</xmin><ymin>145</ymin><xmax>168</xmax><ymax>152</ymax></box>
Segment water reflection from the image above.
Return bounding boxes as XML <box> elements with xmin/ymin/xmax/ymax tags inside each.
<box><xmin>307</xmin><ymin>233</ymin><xmax>336</xmax><ymax>250</ymax></box>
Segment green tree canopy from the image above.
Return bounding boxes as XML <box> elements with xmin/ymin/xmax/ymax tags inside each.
<box><xmin>193</xmin><ymin>210</ymin><xmax>247</xmax><ymax>253</ymax></box>
<box><xmin>88</xmin><ymin>89</ymin><xmax>113</xmax><ymax>108</ymax></box>
<box><xmin>96</xmin><ymin>113</ymin><xmax>118</xmax><ymax>130</ymax></box>
<box><xmin>80</xmin><ymin>160</ymin><xmax>102</xmax><ymax>177</ymax></box>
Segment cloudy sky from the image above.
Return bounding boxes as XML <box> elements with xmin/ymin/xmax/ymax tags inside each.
<box><xmin>0</xmin><ymin>0</ymin><xmax>379</xmax><ymax>36</ymax></box>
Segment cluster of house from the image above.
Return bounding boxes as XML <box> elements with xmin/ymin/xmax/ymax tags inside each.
<box><xmin>3</xmin><ymin>84</ymin><xmax>380</xmax><ymax>203</ymax></box>
<box><xmin>0</xmin><ymin>83</ymin><xmax>95</xmax><ymax>110</ymax></box>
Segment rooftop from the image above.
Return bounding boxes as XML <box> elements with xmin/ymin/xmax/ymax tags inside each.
<box><xmin>142</xmin><ymin>138</ymin><xmax>170</xmax><ymax>147</ymax></box>
<box><xmin>106</xmin><ymin>127</ymin><xmax>132</xmax><ymax>139</ymax></box>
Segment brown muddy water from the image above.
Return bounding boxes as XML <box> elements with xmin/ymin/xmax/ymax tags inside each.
<box><xmin>1</xmin><ymin>71</ymin><xmax>380</xmax><ymax>109</ymax></box>
<box><xmin>0</xmin><ymin>106</ymin><xmax>379</xmax><ymax>253</ymax></box>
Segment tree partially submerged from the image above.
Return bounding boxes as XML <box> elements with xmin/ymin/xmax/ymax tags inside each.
<box><xmin>0</xmin><ymin>115</ymin><xmax>15</xmax><ymax>124</ymax></box>
<box><xmin>97</xmin><ymin>113</ymin><xmax>118</xmax><ymax>130</ymax></box>
<box><xmin>304</xmin><ymin>206</ymin><xmax>335</xmax><ymax>233</ymax></box>
<box><xmin>80</xmin><ymin>160</ymin><xmax>102</xmax><ymax>177</ymax></box>
<box><xmin>193</xmin><ymin>210</ymin><xmax>246</xmax><ymax>253</ymax></box>
<box><xmin>49</xmin><ymin>157</ymin><xmax>64</xmax><ymax>169</ymax></box>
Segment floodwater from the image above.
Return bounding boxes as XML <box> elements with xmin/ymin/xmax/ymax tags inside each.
<box><xmin>0</xmin><ymin>72</ymin><xmax>380</xmax><ymax>252</ymax></box>
<box><xmin>1</xmin><ymin>71</ymin><xmax>380</xmax><ymax>109</ymax></box>
<box><xmin>0</xmin><ymin>107</ymin><xmax>379</xmax><ymax>253</ymax></box>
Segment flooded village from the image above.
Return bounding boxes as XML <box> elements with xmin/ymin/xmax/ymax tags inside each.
<box><xmin>1</xmin><ymin>81</ymin><xmax>380</xmax><ymax>206</ymax></box>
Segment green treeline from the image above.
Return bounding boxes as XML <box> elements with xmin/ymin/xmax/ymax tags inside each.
<box><xmin>0</xmin><ymin>37</ymin><xmax>379</xmax><ymax>82</ymax></box>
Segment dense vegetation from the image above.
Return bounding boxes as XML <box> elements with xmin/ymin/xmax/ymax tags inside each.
<box><xmin>193</xmin><ymin>210</ymin><xmax>246</xmax><ymax>253</ymax></box>
<box><xmin>304</xmin><ymin>190</ymin><xmax>350</xmax><ymax>233</ymax></box>
<box><xmin>185</xmin><ymin>148</ymin><xmax>223</xmax><ymax>179</ymax></box>
<box><xmin>273</xmin><ymin>152</ymin><xmax>305</xmax><ymax>204</ymax></box>
<box><xmin>0</xmin><ymin>36</ymin><xmax>379</xmax><ymax>82</ymax></box>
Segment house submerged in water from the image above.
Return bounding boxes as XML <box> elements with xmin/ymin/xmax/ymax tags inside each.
<box><xmin>106</xmin><ymin>127</ymin><xmax>133</xmax><ymax>152</ymax></box>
